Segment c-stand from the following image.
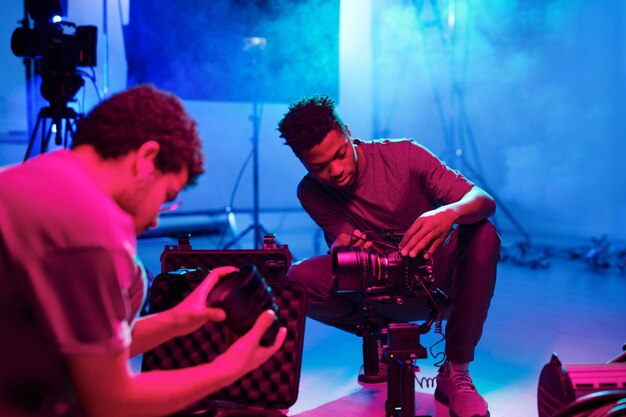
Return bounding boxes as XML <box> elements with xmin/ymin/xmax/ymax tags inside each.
<box><xmin>224</xmin><ymin>37</ymin><xmax>271</xmax><ymax>250</ymax></box>
<box><xmin>223</xmin><ymin>101</ymin><xmax>272</xmax><ymax>249</ymax></box>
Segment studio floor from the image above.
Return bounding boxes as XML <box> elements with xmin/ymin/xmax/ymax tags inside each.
<box><xmin>136</xmin><ymin>230</ymin><xmax>626</xmax><ymax>417</ymax></box>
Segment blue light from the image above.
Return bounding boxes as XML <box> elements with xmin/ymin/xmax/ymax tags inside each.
<box><xmin>51</xmin><ymin>15</ymin><xmax>62</xmax><ymax>23</ymax></box>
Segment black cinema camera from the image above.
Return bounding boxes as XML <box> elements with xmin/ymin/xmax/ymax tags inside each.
<box><xmin>333</xmin><ymin>229</ymin><xmax>447</xmax><ymax>417</ymax></box>
<box><xmin>332</xmin><ymin>228</ymin><xmax>436</xmax><ymax>300</ymax></box>
<box><xmin>11</xmin><ymin>22</ymin><xmax>97</xmax><ymax>69</ymax></box>
<box><xmin>11</xmin><ymin>0</ymin><xmax>97</xmax><ymax>108</ymax></box>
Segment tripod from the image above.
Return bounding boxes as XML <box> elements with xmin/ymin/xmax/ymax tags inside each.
<box><xmin>224</xmin><ymin>102</ymin><xmax>271</xmax><ymax>249</ymax></box>
<box><xmin>24</xmin><ymin>104</ymin><xmax>81</xmax><ymax>162</ymax></box>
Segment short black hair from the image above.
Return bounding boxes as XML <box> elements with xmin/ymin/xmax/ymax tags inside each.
<box><xmin>277</xmin><ymin>94</ymin><xmax>346</xmax><ymax>157</ymax></box>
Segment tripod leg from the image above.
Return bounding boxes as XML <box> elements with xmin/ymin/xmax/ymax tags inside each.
<box><xmin>41</xmin><ymin>119</ymin><xmax>54</xmax><ymax>155</ymax></box>
<box><xmin>24</xmin><ymin>112</ymin><xmax>43</xmax><ymax>162</ymax></box>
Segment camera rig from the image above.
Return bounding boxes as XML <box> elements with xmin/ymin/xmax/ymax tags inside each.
<box><xmin>332</xmin><ymin>228</ymin><xmax>450</xmax><ymax>417</ymax></box>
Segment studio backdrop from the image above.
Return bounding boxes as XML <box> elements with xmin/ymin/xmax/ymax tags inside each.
<box><xmin>123</xmin><ymin>0</ymin><xmax>340</xmax><ymax>103</ymax></box>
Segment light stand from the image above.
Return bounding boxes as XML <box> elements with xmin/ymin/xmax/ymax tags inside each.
<box><xmin>426</xmin><ymin>0</ymin><xmax>532</xmax><ymax>245</ymax></box>
<box><xmin>372</xmin><ymin>0</ymin><xmax>532</xmax><ymax>247</ymax></box>
<box><xmin>224</xmin><ymin>101</ymin><xmax>271</xmax><ymax>249</ymax></box>
<box><xmin>224</xmin><ymin>37</ymin><xmax>272</xmax><ymax>250</ymax></box>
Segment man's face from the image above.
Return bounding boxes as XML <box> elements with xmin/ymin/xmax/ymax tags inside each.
<box><xmin>118</xmin><ymin>168</ymin><xmax>189</xmax><ymax>235</ymax></box>
<box><xmin>299</xmin><ymin>128</ymin><xmax>359</xmax><ymax>190</ymax></box>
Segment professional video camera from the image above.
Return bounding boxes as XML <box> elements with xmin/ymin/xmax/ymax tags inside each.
<box><xmin>11</xmin><ymin>22</ymin><xmax>96</xmax><ymax>69</ymax></box>
<box><xmin>333</xmin><ymin>229</ymin><xmax>448</xmax><ymax>417</ymax></box>
<box><xmin>11</xmin><ymin>0</ymin><xmax>97</xmax><ymax>160</ymax></box>
<box><xmin>11</xmin><ymin>0</ymin><xmax>97</xmax><ymax>109</ymax></box>
<box><xmin>332</xmin><ymin>228</ymin><xmax>436</xmax><ymax>301</ymax></box>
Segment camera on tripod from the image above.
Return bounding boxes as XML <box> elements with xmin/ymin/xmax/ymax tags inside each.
<box><xmin>332</xmin><ymin>228</ymin><xmax>436</xmax><ymax>301</ymax></box>
<box><xmin>11</xmin><ymin>16</ymin><xmax>97</xmax><ymax>107</ymax></box>
<box><xmin>11</xmin><ymin>20</ymin><xmax>96</xmax><ymax>68</ymax></box>
<box><xmin>10</xmin><ymin>0</ymin><xmax>98</xmax><ymax>160</ymax></box>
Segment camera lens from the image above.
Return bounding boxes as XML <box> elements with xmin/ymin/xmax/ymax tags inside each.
<box><xmin>332</xmin><ymin>246</ymin><xmax>385</xmax><ymax>293</ymax></box>
<box><xmin>207</xmin><ymin>264</ymin><xmax>279</xmax><ymax>346</ymax></box>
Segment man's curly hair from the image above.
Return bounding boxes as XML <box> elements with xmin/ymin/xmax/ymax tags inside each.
<box><xmin>72</xmin><ymin>85</ymin><xmax>204</xmax><ymax>185</ymax></box>
<box><xmin>277</xmin><ymin>94</ymin><xmax>347</xmax><ymax>157</ymax></box>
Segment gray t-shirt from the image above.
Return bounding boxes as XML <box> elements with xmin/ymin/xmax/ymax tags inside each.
<box><xmin>0</xmin><ymin>150</ymin><xmax>146</xmax><ymax>416</ymax></box>
<box><xmin>298</xmin><ymin>138</ymin><xmax>474</xmax><ymax>251</ymax></box>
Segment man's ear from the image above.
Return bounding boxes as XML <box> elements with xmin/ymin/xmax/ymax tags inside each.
<box><xmin>134</xmin><ymin>141</ymin><xmax>161</xmax><ymax>177</ymax></box>
<box><xmin>344</xmin><ymin>124</ymin><xmax>352</xmax><ymax>138</ymax></box>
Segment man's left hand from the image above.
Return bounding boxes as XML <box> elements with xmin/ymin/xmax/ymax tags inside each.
<box><xmin>399</xmin><ymin>208</ymin><xmax>456</xmax><ymax>257</ymax></box>
<box><xmin>169</xmin><ymin>266</ymin><xmax>239</xmax><ymax>337</ymax></box>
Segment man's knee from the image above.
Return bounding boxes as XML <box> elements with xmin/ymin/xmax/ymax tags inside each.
<box><xmin>288</xmin><ymin>256</ymin><xmax>328</xmax><ymax>282</ymax></box>
<box><xmin>287</xmin><ymin>256</ymin><xmax>335</xmax><ymax>301</ymax></box>
<box><xmin>286</xmin><ymin>259</ymin><xmax>308</xmax><ymax>285</ymax></box>
<box><xmin>458</xmin><ymin>220</ymin><xmax>501</xmax><ymax>264</ymax></box>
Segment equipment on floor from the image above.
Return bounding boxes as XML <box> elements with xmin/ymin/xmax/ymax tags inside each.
<box><xmin>537</xmin><ymin>349</ymin><xmax>626</xmax><ymax>417</ymax></box>
<box><xmin>142</xmin><ymin>234</ymin><xmax>306</xmax><ymax>416</ymax></box>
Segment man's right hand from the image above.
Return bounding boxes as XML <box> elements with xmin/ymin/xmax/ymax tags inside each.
<box><xmin>329</xmin><ymin>229</ymin><xmax>373</xmax><ymax>253</ymax></box>
<box><xmin>220</xmin><ymin>310</ymin><xmax>287</xmax><ymax>376</ymax></box>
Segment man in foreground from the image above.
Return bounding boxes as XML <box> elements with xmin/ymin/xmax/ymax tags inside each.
<box><xmin>0</xmin><ymin>85</ymin><xmax>286</xmax><ymax>417</ymax></box>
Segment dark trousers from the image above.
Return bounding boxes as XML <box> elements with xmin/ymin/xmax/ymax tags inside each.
<box><xmin>287</xmin><ymin>219</ymin><xmax>500</xmax><ymax>363</ymax></box>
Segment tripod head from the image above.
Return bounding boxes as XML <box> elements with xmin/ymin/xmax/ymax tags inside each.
<box><xmin>39</xmin><ymin>64</ymin><xmax>84</xmax><ymax>116</ymax></box>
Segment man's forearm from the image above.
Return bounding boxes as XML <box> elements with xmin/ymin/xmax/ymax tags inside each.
<box><xmin>444</xmin><ymin>186</ymin><xmax>496</xmax><ymax>225</ymax></box>
<box><xmin>69</xmin><ymin>348</ymin><xmax>246</xmax><ymax>417</ymax></box>
<box><xmin>69</xmin><ymin>311</ymin><xmax>285</xmax><ymax>417</ymax></box>
<box><xmin>130</xmin><ymin>312</ymin><xmax>179</xmax><ymax>357</ymax></box>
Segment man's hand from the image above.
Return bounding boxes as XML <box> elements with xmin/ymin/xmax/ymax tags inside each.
<box><xmin>220</xmin><ymin>309</ymin><xmax>288</xmax><ymax>376</ymax></box>
<box><xmin>68</xmin><ymin>309</ymin><xmax>287</xmax><ymax>417</ymax></box>
<box><xmin>399</xmin><ymin>186</ymin><xmax>496</xmax><ymax>257</ymax></box>
<box><xmin>399</xmin><ymin>208</ymin><xmax>456</xmax><ymax>257</ymax></box>
<box><xmin>329</xmin><ymin>229</ymin><xmax>373</xmax><ymax>253</ymax></box>
<box><xmin>169</xmin><ymin>266</ymin><xmax>239</xmax><ymax>337</ymax></box>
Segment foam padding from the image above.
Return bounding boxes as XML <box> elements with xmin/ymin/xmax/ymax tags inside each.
<box><xmin>141</xmin><ymin>248</ymin><xmax>305</xmax><ymax>410</ymax></box>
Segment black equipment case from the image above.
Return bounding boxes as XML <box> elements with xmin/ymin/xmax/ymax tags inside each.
<box><xmin>141</xmin><ymin>235</ymin><xmax>306</xmax><ymax>413</ymax></box>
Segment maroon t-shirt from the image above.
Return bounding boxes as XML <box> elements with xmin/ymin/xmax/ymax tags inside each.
<box><xmin>298</xmin><ymin>138</ymin><xmax>474</xmax><ymax>251</ymax></box>
<box><xmin>0</xmin><ymin>150</ymin><xmax>146</xmax><ymax>416</ymax></box>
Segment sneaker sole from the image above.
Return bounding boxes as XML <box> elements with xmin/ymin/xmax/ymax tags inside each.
<box><xmin>433</xmin><ymin>388</ymin><xmax>490</xmax><ymax>417</ymax></box>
